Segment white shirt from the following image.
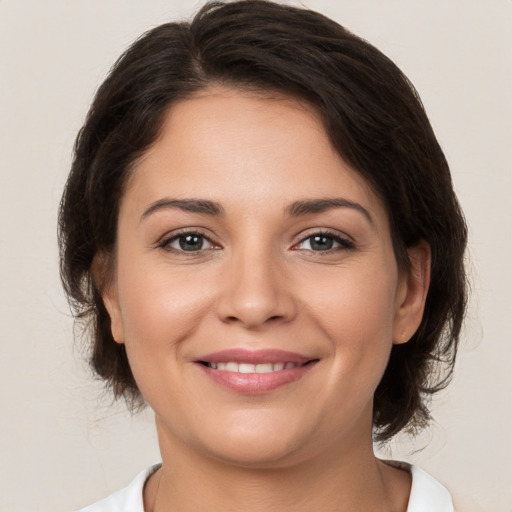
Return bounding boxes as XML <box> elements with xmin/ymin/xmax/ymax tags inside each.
<box><xmin>77</xmin><ymin>462</ymin><xmax>454</xmax><ymax>512</ymax></box>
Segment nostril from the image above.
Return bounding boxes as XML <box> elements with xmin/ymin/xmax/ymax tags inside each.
<box><xmin>215</xmin><ymin>286</ymin><xmax>297</xmax><ymax>328</ymax></box>
<box><xmin>223</xmin><ymin>314</ymin><xmax>282</xmax><ymax>324</ymax></box>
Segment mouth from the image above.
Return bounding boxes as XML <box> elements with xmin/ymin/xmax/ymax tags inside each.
<box><xmin>198</xmin><ymin>360</ymin><xmax>310</xmax><ymax>372</ymax></box>
<box><xmin>195</xmin><ymin>349</ymin><xmax>319</xmax><ymax>394</ymax></box>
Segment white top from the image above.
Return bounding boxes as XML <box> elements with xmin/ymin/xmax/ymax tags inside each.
<box><xmin>76</xmin><ymin>462</ymin><xmax>454</xmax><ymax>512</ymax></box>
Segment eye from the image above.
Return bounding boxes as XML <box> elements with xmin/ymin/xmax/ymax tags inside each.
<box><xmin>160</xmin><ymin>231</ymin><xmax>217</xmax><ymax>253</ymax></box>
<box><xmin>295</xmin><ymin>231</ymin><xmax>353</xmax><ymax>252</ymax></box>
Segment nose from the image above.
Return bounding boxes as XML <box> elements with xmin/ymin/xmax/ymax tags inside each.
<box><xmin>215</xmin><ymin>248</ymin><xmax>297</xmax><ymax>329</ymax></box>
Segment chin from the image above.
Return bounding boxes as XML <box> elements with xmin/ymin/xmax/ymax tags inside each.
<box><xmin>203</xmin><ymin>436</ymin><xmax>305</xmax><ymax>469</ymax></box>
<box><xmin>191</xmin><ymin>410</ymin><xmax>318</xmax><ymax>469</ymax></box>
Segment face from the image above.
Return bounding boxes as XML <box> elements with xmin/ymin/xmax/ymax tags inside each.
<box><xmin>103</xmin><ymin>88</ymin><xmax>428</xmax><ymax>468</ymax></box>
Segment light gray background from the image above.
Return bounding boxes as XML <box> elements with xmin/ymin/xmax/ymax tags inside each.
<box><xmin>1</xmin><ymin>1</ymin><xmax>511</xmax><ymax>511</ymax></box>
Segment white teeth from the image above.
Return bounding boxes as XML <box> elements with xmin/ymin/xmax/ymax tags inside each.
<box><xmin>226</xmin><ymin>362</ymin><xmax>238</xmax><ymax>372</ymax></box>
<box><xmin>239</xmin><ymin>363</ymin><xmax>255</xmax><ymax>373</ymax></box>
<box><xmin>207</xmin><ymin>362</ymin><xmax>298</xmax><ymax>373</ymax></box>
<box><xmin>255</xmin><ymin>363</ymin><xmax>273</xmax><ymax>373</ymax></box>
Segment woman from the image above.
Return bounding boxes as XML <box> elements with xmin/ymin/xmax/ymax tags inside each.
<box><xmin>59</xmin><ymin>1</ymin><xmax>467</xmax><ymax>511</ymax></box>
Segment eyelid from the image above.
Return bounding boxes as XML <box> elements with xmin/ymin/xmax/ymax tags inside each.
<box><xmin>155</xmin><ymin>227</ymin><xmax>353</xmax><ymax>253</ymax></box>
<box><xmin>292</xmin><ymin>228</ymin><xmax>355</xmax><ymax>251</ymax></box>
<box><xmin>157</xmin><ymin>227</ymin><xmax>221</xmax><ymax>252</ymax></box>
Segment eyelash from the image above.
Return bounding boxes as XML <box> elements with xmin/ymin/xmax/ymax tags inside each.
<box><xmin>158</xmin><ymin>229</ymin><xmax>218</xmax><ymax>254</ymax></box>
<box><xmin>157</xmin><ymin>229</ymin><xmax>354</xmax><ymax>254</ymax></box>
<box><xmin>293</xmin><ymin>230</ymin><xmax>355</xmax><ymax>253</ymax></box>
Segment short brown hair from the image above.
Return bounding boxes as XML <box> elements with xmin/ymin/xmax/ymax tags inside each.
<box><xmin>59</xmin><ymin>0</ymin><xmax>467</xmax><ymax>441</ymax></box>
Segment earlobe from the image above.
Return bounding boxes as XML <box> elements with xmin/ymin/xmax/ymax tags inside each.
<box><xmin>92</xmin><ymin>253</ymin><xmax>125</xmax><ymax>344</ymax></box>
<box><xmin>102</xmin><ymin>284</ymin><xmax>125</xmax><ymax>344</ymax></box>
<box><xmin>393</xmin><ymin>241</ymin><xmax>431</xmax><ymax>345</ymax></box>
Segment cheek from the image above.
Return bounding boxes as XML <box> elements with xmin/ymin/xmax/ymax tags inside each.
<box><xmin>114</xmin><ymin>262</ymin><xmax>220</xmax><ymax>410</ymax></box>
<box><xmin>308</xmin><ymin>259</ymin><xmax>397</xmax><ymax>328</ymax></box>
<box><xmin>302</xmin><ymin>261</ymin><xmax>398</xmax><ymax>376</ymax></box>
<box><xmin>116</xmin><ymin>261</ymin><xmax>214</xmax><ymax>356</ymax></box>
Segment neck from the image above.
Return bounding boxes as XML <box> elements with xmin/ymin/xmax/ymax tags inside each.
<box><xmin>146</xmin><ymin>416</ymin><xmax>410</xmax><ymax>512</ymax></box>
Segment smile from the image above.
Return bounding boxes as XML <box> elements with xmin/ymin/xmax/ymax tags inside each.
<box><xmin>195</xmin><ymin>349</ymin><xmax>318</xmax><ymax>394</ymax></box>
<box><xmin>202</xmin><ymin>362</ymin><xmax>301</xmax><ymax>372</ymax></box>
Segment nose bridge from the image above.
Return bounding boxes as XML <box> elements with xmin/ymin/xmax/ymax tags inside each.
<box><xmin>215</xmin><ymin>238</ymin><xmax>295</xmax><ymax>328</ymax></box>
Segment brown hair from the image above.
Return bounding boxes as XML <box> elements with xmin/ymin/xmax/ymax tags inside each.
<box><xmin>59</xmin><ymin>0</ymin><xmax>467</xmax><ymax>441</ymax></box>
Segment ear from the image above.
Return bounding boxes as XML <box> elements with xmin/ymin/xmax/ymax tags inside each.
<box><xmin>91</xmin><ymin>253</ymin><xmax>125</xmax><ymax>344</ymax></box>
<box><xmin>392</xmin><ymin>241</ymin><xmax>431</xmax><ymax>345</ymax></box>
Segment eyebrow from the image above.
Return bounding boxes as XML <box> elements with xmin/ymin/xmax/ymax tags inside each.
<box><xmin>141</xmin><ymin>198</ymin><xmax>225</xmax><ymax>221</ymax></box>
<box><xmin>140</xmin><ymin>196</ymin><xmax>373</xmax><ymax>225</ymax></box>
<box><xmin>286</xmin><ymin>197</ymin><xmax>374</xmax><ymax>225</ymax></box>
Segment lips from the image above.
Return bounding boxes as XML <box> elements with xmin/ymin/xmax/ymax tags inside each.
<box><xmin>204</xmin><ymin>361</ymin><xmax>299</xmax><ymax>372</ymax></box>
<box><xmin>195</xmin><ymin>349</ymin><xmax>318</xmax><ymax>394</ymax></box>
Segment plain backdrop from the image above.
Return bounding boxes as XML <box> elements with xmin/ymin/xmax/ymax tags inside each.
<box><xmin>1</xmin><ymin>1</ymin><xmax>511</xmax><ymax>511</ymax></box>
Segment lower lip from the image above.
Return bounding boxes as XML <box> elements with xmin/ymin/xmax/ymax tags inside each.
<box><xmin>197</xmin><ymin>362</ymin><xmax>317</xmax><ymax>394</ymax></box>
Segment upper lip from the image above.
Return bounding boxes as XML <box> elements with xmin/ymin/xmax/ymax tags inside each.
<box><xmin>196</xmin><ymin>348</ymin><xmax>315</xmax><ymax>365</ymax></box>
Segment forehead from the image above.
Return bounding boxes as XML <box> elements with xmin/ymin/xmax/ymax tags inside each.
<box><xmin>123</xmin><ymin>87</ymin><xmax>386</xmax><ymax>224</ymax></box>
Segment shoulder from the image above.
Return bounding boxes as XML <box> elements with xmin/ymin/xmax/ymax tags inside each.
<box><xmin>74</xmin><ymin>465</ymin><xmax>160</xmax><ymax>512</ymax></box>
<box><xmin>408</xmin><ymin>464</ymin><xmax>455</xmax><ymax>512</ymax></box>
<box><xmin>383</xmin><ymin>460</ymin><xmax>454</xmax><ymax>512</ymax></box>
<box><xmin>402</xmin><ymin>462</ymin><xmax>455</xmax><ymax>512</ymax></box>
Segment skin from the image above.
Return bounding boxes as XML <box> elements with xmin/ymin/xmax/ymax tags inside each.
<box><xmin>101</xmin><ymin>88</ymin><xmax>430</xmax><ymax>512</ymax></box>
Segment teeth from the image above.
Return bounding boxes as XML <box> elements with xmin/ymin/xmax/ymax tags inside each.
<box><xmin>256</xmin><ymin>363</ymin><xmax>273</xmax><ymax>373</ymax></box>
<box><xmin>225</xmin><ymin>362</ymin><xmax>238</xmax><ymax>372</ymax></box>
<box><xmin>239</xmin><ymin>363</ymin><xmax>255</xmax><ymax>373</ymax></box>
<box><xmin>207</xmin><ymin>362</ymin><xmax>298</xmax><ymax>373</ymax></box>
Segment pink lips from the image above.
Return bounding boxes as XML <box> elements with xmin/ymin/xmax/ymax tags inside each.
<box><xmin>195</xmin><ymin>349</ymin><xmax>318</xmax><ymax>394</ymax></box>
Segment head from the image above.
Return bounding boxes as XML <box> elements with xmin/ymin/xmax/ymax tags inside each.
<box><xmin>59</xmin><ymin>0</ymin><xmax>467</xmax><ymax>443</ymax></box>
